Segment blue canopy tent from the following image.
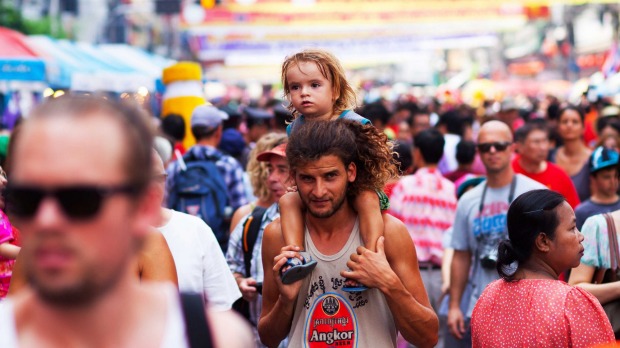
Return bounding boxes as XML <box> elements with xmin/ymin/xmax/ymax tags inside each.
<box><xmin>0</xmin><ymin>27</ymin><xmax>46</xmax><ymax>87</ymax></box>
<box><xmin>28</xmin><ymin>36</ymin><xmax>162</xmax><ymax>93</ymax></box>
<box><xmin>0</xmin><ymin>27</ymin><xmax>47</xmax><ymax>129</ymax></box>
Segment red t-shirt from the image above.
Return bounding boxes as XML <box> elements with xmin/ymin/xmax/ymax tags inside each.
<box><xmin>512</xmin><ymin>156</ymin><xmax>581</xmax><ymax>209</ymax></box>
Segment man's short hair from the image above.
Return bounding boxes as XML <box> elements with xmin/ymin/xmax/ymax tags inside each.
<box><xmin>15</xmin><ymin>96</ymin><xmax>154</xmax><ymax>193</ymax></box>
<box><xmin>456</xmin><ymin>140</ymin><xmax>476</xmax><ymax>165</ymax></box>
<box><xmin>161</xmin><ymin>113</ymin><xmax>186</xmax><ymax>142</ymax></box>
<box><xmin>514</xmin><ymin>122</ymin><xmax>549</xmax><ymax>143</ymax></box>
<box><xmin>191</xmin><ymin>105</ymin><xmax>227</xmax><ymax>141</ymax></box>
<box><xmin>360</xmin><ymin>102</ymin><xmax>391</xmax><ymax>127</ymax></box>
<box><xmin>436</xmin><ymin>110</ymin><xmax>464</xmax><ymax>136</ymax></box>
<box><xmin>191</xmin><ymin>125</ymin><xmax>218</xmax><ymax>140</ymax></box>
<box><xmin>413</xmin><ymin>129</ymin><xmax>445</xmax><ymax>164</ymax></box>
<box><xmin>392</xmin><ymin>140</ymin><xmax>413</xmax><ymax>175</ymax></box>
<box><xmin>286</xmin><ymin>119</ymin><xmax>398</xmax><ymax>197</ymax></box>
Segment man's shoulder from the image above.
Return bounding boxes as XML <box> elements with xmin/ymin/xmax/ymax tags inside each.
<box><xmin>168</xmin><ymin>210</ymin><xmax>215</xmax><ymax>235</ymax></box>
<box><xmin>457</xmin><ymin>182</ymin><xmax>486</xmax><ymax>204</ymax></box>
<box><xmin>382</xmin><ymin>213</ymin><xmax>409</xmax><ymax>238</ymax></box>
<box><xmin>574</xmin><ymin>199</ymin><xmax>595</xmax><ymax>213</ymax></box>
<box><xmin>263</xmin><ymin>217</ymin><xmax>283</xmax><ymax>240</ymax></box>
<box><xmin>515</xmin><ymin>173</ymin><xmax>547</xmax><ymax>190</ymax></box>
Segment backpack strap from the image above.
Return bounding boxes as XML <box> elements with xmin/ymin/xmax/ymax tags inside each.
<box><xmin>180</xmin><ymin>292</ymin><xmax>214</xmax><ymax>348</ymax></box>
<box><xmin>605</xmin><ymin>213</ymin><xmax>620</xmax><ymax>275</ymax></box>
<box><xmin>242</xmin><ymin>206</ymin><xmax>268</xmax><ymax>277</ymax></box>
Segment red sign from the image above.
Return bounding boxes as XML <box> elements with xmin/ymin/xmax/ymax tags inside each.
<box><xmin>304</xmin><ymin>293</ymin><xmax>358</xmax><ymax>347</ymax></box>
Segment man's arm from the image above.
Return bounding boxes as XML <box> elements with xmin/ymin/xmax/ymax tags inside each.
<box><xmin>208</xmin><ymin>308</ymin><xmax>254</xmax><ymax>347</ymax></box>
<box><xmin>257</xmin><ymin>219</ymin><xmax>304</xmax><ymax>348</ymax></box>
<box><xmin>447</xmin><ymin>249</ymin><xmax>471</xmax><ymax>339</ymax></box>
<box><xmin>342</xmin><ymin>215</ymin><xmax>439</xmax><ymax>348</ymax></box>
<box><xmin>139</xmin><ymin>228</ymin><xmax>178</xmax><ymax>287</ymax></box>
<box><xmin>225</xmin><ymin>214</ymin><xmax>258</xmax><ymax>302</ymax></box>
<box><xmin>227</xmin><ymin>161</ymin><xmax>250</xmax><ymax>210</ymax></box>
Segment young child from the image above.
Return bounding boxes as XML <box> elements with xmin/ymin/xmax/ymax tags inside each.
<box><xmin>0</xmin><ymin>166</ymin><xmax>19</xmax><ymax>299</ymax></box>
<box><xmin>279</xmin><ymin>49</ymin><xmax>390</xmax><ymax>291</ymax></box>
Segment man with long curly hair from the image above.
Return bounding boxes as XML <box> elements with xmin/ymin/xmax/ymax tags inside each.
<box><xmin>258</xmin><ymin>120</ymin><xmax>439</xmax><ymax>348</ymax></box>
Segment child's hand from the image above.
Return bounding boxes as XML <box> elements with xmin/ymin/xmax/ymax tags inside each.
<box><xmin>286</xmin><ymin>185</ymin><xmax>298</xmax><ymax>193</ymax></box>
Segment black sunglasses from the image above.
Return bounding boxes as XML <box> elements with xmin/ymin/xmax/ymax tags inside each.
<box><xmin>4</xmin><ymin>184</ymin><xmax>137</xmax><ymax>220</ymax></box>
<box><xmin>477</xmin><ymin>142</ymin><xmax>512</xmax><ymax>153</ymax></box>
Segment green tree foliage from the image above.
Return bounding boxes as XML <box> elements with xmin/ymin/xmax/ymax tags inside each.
<box><xmin>0</xmin><ymin>1</ymin><xmax>66</xmax><ymax>38</ymax></box>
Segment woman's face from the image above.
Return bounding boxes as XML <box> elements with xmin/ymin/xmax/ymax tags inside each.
<box><xmin>547</xmin><ymin>201</ymin><xmax>584</xmax><ymax>272</ymax></box>
<box><xmin>557</xmin><ymin>109</ymin><xmax>584</xmax><ymax>141</ymax></box>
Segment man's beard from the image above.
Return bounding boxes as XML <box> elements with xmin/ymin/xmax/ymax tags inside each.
<box><xmin>305</xmin><ymin>185</ymin><xmax>348</xmax><ymax>219</ymax></box>
<box><xmin>27</xmin><ymin>255</ymin><xmax>128</xmax><ymax>308</ymax></box>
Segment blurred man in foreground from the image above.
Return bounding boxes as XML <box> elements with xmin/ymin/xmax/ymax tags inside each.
<box><xmin>0</xmin><ymin>96</ymin><xmax>251</xmax><ymax>347</ymax></box>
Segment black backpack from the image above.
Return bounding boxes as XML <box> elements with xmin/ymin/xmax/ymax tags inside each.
<box><xmin>231</xmin><ymin>206</ymin><xmax>267</xmax><ymax>324</ymax></box>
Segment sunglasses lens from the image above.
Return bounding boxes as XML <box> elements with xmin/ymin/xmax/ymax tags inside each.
<box><xmin>478</xmin><ymin>144</ymin><xmax>491</xmax><ymax>153</ymax></box>
<box><xmin>57</xmin><ymin>187</ymin><xmax>103</xmax><ymax>219</ymax></box>
<box><xmin>6</xmin><ymin>187</ymin><xmax>45</xmax><ymax>218</ymax></box>
<box><xmin>478</xmin><ymin>143</ymin><xmax>509</xmax><ymax>153</ymax></box>
<box><xmin>495</xmin><ymin>143</ymin><xmax>508</xmax><ymax>151</ymax></box>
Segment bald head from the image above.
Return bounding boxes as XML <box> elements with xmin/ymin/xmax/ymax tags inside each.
<box><xmin>477</xmin><ymin>120</ymin><xmax>515</xmax><ymax>176</ymax></box>
<box><xmin>478</xmin><ymin>120</ymin><xmax>513</xmax><ymax>144</ymax></box>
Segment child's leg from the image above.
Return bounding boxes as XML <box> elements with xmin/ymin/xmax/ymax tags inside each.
<box><xmin>278</xmin><ymin>191</ymin><xmax>318</xmax><ymax>284</ymax></box>
<box><xmin>353</xmin><ymin>190</ymin><xmax>385</xmax><ymax>252</ymax></box>
<box><xmin>279</xmin><ymin>191</ymin><xmax>305</xmax><ymax>250</ymax></box>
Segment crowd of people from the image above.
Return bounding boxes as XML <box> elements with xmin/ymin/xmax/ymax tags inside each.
<box><xmin>2</xmin><ymin>47</ymin><xmax>620</xmax><ymax>347</ymax></box>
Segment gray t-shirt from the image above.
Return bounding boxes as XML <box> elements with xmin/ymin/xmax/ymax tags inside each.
<box><xmin>450</xmin><ymin>174</ymin><xmax>546</xmax><ymax>318</ymax></box>
<box><xmin>575</xmin><ymin>198</ymin><xmax>620</xmax><ymax>230</ymax></box>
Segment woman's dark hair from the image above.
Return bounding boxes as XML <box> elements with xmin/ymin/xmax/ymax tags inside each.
<box><xmin>497</xmin><ymin>189</ymin><xmax>566</xmax><ymax>281</ymax></box>
<box><xmin>558</xmin><ymin>105</ymin><xmax>585</xmax><ymax>125</ymax></box>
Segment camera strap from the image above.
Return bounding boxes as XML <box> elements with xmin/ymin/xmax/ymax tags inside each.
<box><xmin>478</xmin><ymin>175</ymin><xmax>517</xmax><ymax>215</ymax></box>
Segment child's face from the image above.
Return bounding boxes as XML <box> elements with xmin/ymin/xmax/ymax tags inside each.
<box><xmin>286</xmin><ymin>61</ymin><xmax>336</xmax><ymax>120</ymax></box>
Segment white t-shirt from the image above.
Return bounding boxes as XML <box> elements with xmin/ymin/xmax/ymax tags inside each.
<box><xmin>158</xmin><ymin>210</ymin><xmax>241</xmax><ymax>311</ymax></box>
<box><xmin>0</xmin><ymin>285</ymin><xmax>188</xmax><ymax>348</ymax></box>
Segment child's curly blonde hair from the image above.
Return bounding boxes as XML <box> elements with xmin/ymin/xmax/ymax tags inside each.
<box><xmin>281</xmin><ymin>49</ymin><xmax>357</xmax><ymax>119</ymax></box>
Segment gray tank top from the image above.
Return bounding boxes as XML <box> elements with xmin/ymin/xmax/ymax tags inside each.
<box><xmin>287</xmin><ymin>219</ymin><xmax>397</xmax><ymax>348</ymax></box>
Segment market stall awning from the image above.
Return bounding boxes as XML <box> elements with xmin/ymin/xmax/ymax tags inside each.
<box><xmin>0</xmin><ymin>27</ymin><xmax>45</xmax><ymax>82</ymax></box>
<box><xmin>28</xmin><ymin>36</ymin><xmax>172</xmax><ymax>92</ymax></box>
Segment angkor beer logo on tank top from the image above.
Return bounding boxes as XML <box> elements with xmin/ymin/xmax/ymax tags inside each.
<box><xmin>303</xmin><ymin>292</ymin><xmax>358</xmax><ymax>347</ymax></box>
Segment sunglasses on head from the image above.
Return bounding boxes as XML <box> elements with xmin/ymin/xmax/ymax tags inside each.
<box><xmin>477</xmin><ymin>142</ymin><xmax>512</xmax><ymax>153</ymax></box>
<box><xmin>4</xmin><ymin>184</ymin><xmax>137</xmax><ymax>220</ymax></box>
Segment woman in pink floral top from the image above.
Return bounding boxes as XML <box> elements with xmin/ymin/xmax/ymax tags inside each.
<box><xmin>471</xmin><ymin>189</ymin><xmax>614</xmax><ymax>348</ymax></box>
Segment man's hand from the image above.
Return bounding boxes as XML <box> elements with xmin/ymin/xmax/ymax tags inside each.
<box><xmin>238</xmin><ymin>277</ymin><xmax>258</xmax><ymax>302</ymax></box>
<box><xmin>340</xmin><ymin>237</ymin><xmax>396</xmax><ymax>292</ymax></box>
<box><xmin>272</xmin><ymin>245</ymin><xmax>304</xmax><ymax>303</ymax></box>
<box><xmin>447</xmin><ymin>307</ymin><xmax>466</xmax><ymax>339</ymax></box>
